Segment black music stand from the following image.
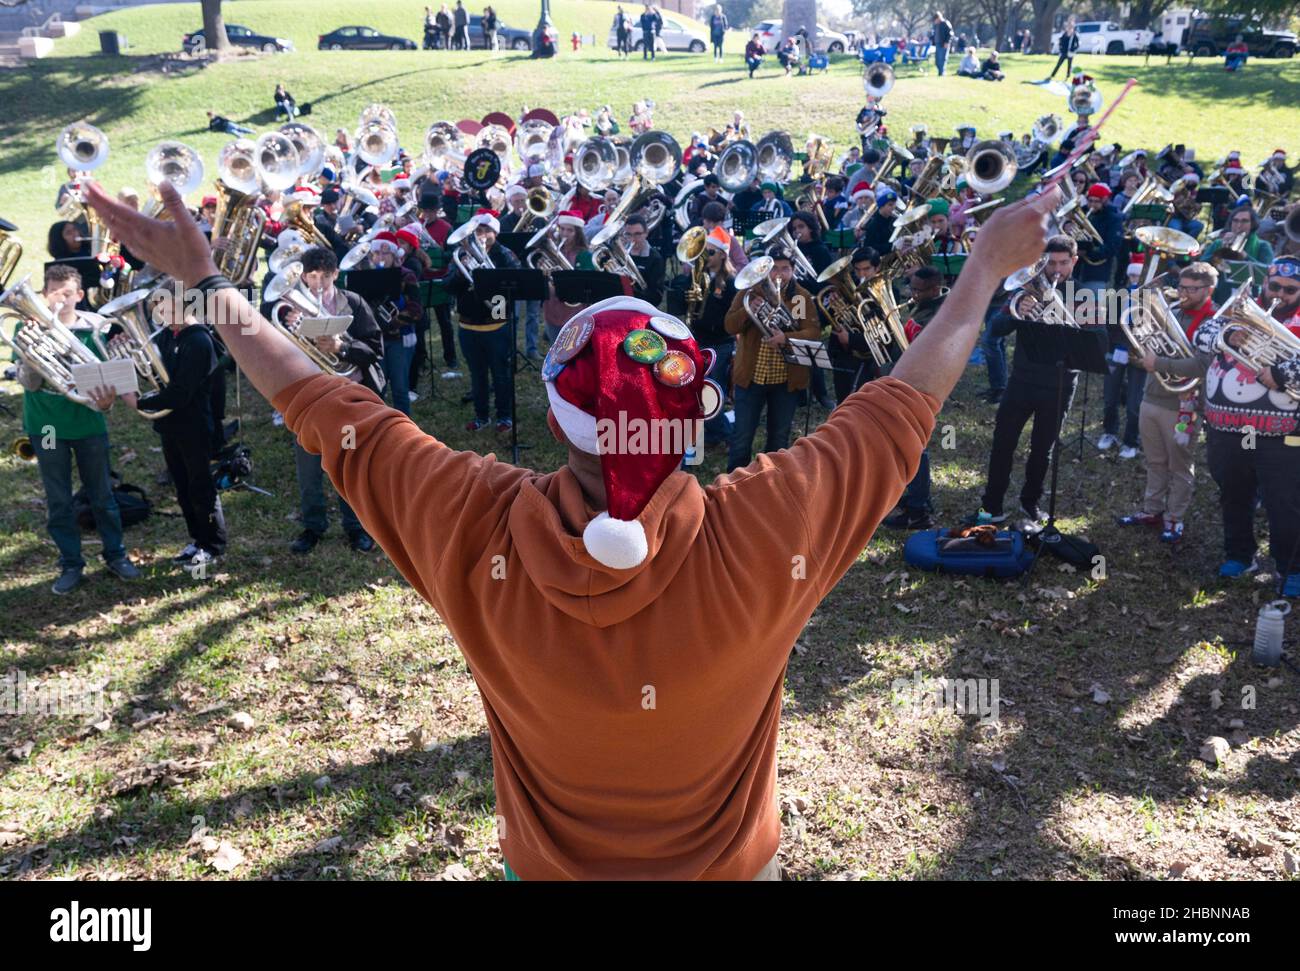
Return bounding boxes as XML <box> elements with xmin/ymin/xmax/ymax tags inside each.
<box><xmin>472</xmin><ymin>267</ymin><xmax>548</xmax><ymax>465</ymax></box>
<box><xmin>341</xmin><ymin>267</ymin><xmax>401</xmax><ymax>304</ymax></box>
<box><xmin>788</xmin><ymin>337</ymin><xmax>834</xmax><ymax>437</ymax></box>
<box><xmin>1015</xmin><ymin>322</ymin><xmax>1108</xmax><ymax>577</ymax></box>
<box><xmin>552</xmin><ymin>270</ymin><xmax>625</xmax><ymax>307</ymax></box>
<box><xmin>496</xmin><ymin>233</ymin><xmax>539</xmax><ymax>372</ymax></box>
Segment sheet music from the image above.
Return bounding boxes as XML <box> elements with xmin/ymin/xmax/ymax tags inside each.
<box><xmin>71</xmin><ymin>359</ymin><xmax>140</xmax><ymax>396</ymax></box>
<box><xmin>295</xmin><ymin>315</ymin><xmax>353</xmax><ymax>340</ymax></box>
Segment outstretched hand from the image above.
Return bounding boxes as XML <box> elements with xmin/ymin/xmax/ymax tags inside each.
<box><xmin>967</xmin><ymin>186</ymin><xmax>1062</xmax><ymax>280</ymax></box>
<box><xmin>84</xmin><ymin>180</ymin><xmax>219</xmax><ymax>288</ymax></box>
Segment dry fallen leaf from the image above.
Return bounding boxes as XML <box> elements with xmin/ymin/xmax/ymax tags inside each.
<box><xmin>226</xmin><ymin>712</ymin><xmax>256</xmax><ymax>732</ymax></box>
<box><xmin>208</xmin><ymin>841</ymin><xmax>245</xmax><ymax>873</ymax></box>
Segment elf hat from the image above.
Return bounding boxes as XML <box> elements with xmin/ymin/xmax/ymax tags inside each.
<box><xmin>543</xmin><ymin>296</ymin><xmax>718</xmax><ymax>570</ymax></box>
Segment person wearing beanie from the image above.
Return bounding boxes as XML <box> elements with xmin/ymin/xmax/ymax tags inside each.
<box><xmin>723</xmin><ymin>247</ymin><xmax>824</xmax><ymax>471</ymax></box>
<box><xmin>857</xmin><ymin>188</ymin><xmax>898</xmax><ymax>255</ymax></box>
<box><xmin>1076</xmin><ymin>182</ymin><xmax>1124</xmax><ymax>296</ymax></box>
<box><xmin>752</xmin><ymin>181</ymin><xmax>792</xmax><ymax>219</ymax></box>
<box><xmin>445</xmin><ymin>209</ymin><xmax>522</xmax><ymax>433</ymax></box>
<box><xmin>86</xmin><ymin>176</ymin><xmax>1060</xmax><ymax>880</ymax></box>
<box><xmin>926</xmin><ymin>197</ymin><xmax>961</xmax><ymax>256</ymax></box>
<box><xmin>312</xmin><ymin>187</ymin><xmax>352</xmax><ymax>261</ymax></box>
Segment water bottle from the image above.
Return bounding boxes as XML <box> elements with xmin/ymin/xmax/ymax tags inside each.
<box><xmin>1252</xmin><ymin>600</ymin><xmax>1290</xmax><ymax>667</ymax></box>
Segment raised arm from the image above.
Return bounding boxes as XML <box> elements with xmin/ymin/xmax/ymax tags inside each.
<box><xmin>85</xmin><ymin>180</ymin><xmax>319</xmax><ymax>403</ymax></box>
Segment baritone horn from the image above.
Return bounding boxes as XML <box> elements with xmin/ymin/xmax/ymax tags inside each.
<box><xmin>0</xmin><ymin>275</ymin><xmax>101</xmax><ymax>407</ymax></box>
<box><xmin>1004</xmin><ymin>257</ymin><xmax>1079</xmax><ymax>327</ymax></box>
<box><xmin>264</xmin><ymin>262</ymin><xmax>360</xmax><ymax>379</ymax></box>
<box><xmin>1118</xmin><ymin>287</ymin><xmax>1200</xmax><ymax>394</ymax></box>
<box><xmin>1213</xmin><ymin>284</ymin><xmax>1300</xmax><ymax>402</ymax></box>
<box><xmin>94</xmin><ymin>287</ymin><xmax>172</xmax><ymax>419</ymax></box>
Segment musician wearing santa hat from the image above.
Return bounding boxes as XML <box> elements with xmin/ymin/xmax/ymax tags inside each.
<box><xmin>85</xmin><ymin>175</ymin><xmax>1059</xmax><ymax>879</ymax></box>
<box><xmin>445</xmin><ymin>208</ymin><xmax>522</xmax><ymax>433</ymax></box>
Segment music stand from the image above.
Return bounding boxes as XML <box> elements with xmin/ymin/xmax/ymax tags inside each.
<box><xmin>789</xmin><ymin>337</ymin><xmax>835</xmax><ymax>437</ymax></box>
<box><xmin>472</xmin><ymin>267</ymin><xmax>548</xmax><ymax>465</ymax></box>
<box><xmin>552</xmin><ymin>270</ymin><xmax>625</xmax><ymax>307</ymax></box>
<box><xmin>340</xmin><ymin>267</ymin><xmax>401</xmax><ymax>305</ymax></box>
<box><xmin>1014</xmin><ymin>322</ymin><xmax>1108</xmax><ymax>577</ymax></box>
<box><xmin>496</xmin><ymin>234</ymin><xmax>539</xmax><ymax>373</ymax></box>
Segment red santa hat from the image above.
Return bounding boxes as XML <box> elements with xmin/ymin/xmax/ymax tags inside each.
<box><xmin>704</xmin><ymin>227</ymin><xmax>732</xmax><ymax>252</ymax></box>
<box><xmin>543</xmin><ymin>296</ymin><xmax>721</xmax><ymax>570</ymax></box>
<box><xmin>390</xmin><ymin>176</ymin><xmax>411</xmax><ymax>191</ymax></box>
<box><xmin>373</xmin><ymin>230</ymin><xmax>401</xmax><ymax>247</ymax></box>
<box><xmin>473</xmin><ymin>208</ymin><xmax>501</xmax><ymax>233</ymax></box>
<box><xmin>1272</xmin><ymin>149</ymin><xmax>1288</xmax><ymax>159</ymax></box>
<box><xmin>394</xmin><ymin>228</ymin><xmax>422</xmax><ymax>252</ymax></box>
<box><xmin>201</xmin><ymin>195</ymin><xmax>218</xmax><ymax>208</ymax></box>
<box><xmin>556</xmin><ymin>208</ymin><xmax>585</xmax><ymax>229</ymax></box>
<box><xmin>1126</xmin><ymin>253</ymin><xmax>1145</xmax><ymax>277</ymax></box>
<box><xmin>850</xmin><ymin>180</ymin><xmax>873</xmax><ymax>201</ymax></box>
<box><xmin>288</xmin><ymin>185</ymin><xmax>321</xmax><ymax>206</ymax></box>
<box><xmin>1085</xmin><ymin>183</ymin><xmax>1112</xmax><ymax>200</ymax></box>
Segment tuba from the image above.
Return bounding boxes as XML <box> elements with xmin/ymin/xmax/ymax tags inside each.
<box><xmin>863</xmin><ymin>62</ymin><xmax>894</xmax><ymax>100</ymax></box>
<box><xmin>604</xmin><ymin>131</ymin><xmax>680</xmax><ymax>233</ymax></box>
<box><xmin>590</xmin><ymin>216</ymin><xmax>647</xmax><ymax>291</ymax></box>
<box><xmin>734</xmin><ymin>256</ymin><xmax>796</xmax><ymax>351</ymax></box>
<box><xmin>964</xmin><ymin>140</ymin><xmax>1019</xmax><ymax>195</ymax></box>
<box><xmin>676</xmin><ymin>225</ymin><xmax>708</xmax><ymax>322</ymax></box>
<box><xmin>1119</xmin><ymin>287</ymin><xmax>1200</xmax><ymax>393</ymax></box>
<box><xmin>716</xmin><ymin>139</ymin><xmax>758</xmax><ymax>193</ymax></box>
<box><xmin>1133</xmin><ymin>225</ymin><xmax>1201</xmax><ymax>288</ymax></box>
<box><xmin>1004</xmin><ymin>257</ymin><xmax>1079</xmax><ymax>327</ymax></box>
<box><xmin>860</xmin><ymin>273</ymin><xmax>910</xmax><ymax>355</ymax></box>
<box><xmin>1213</xmin><ymin>284</ymin><xmax>1300</xmax><ymax>402</ymax></box>
<box><xmin>212</xmin><ymin>134</ymin><xmax>299</xmax><ymax>283</ymax></box>
<box><xmin>94</xmin><ymin>287</ymin><xmax>172</xmax><ymax>419</ymax></box>
<box><xmin>448</xmin><ymin>218</ymin><xmax>498</xmax><ymax>281</ymax></box>
<box><xmin>523</xmin><ymin>216</ymin><xmax>574</xmax><ymax>275</ymax></box>
<box><xmin>755</xmin><ymin>131</ymin><xmax>795</xmax><ymax>185</ymax></box>
<box><xmin>0</xmin><ymin>216</ymin><xmax>22</xmax><ymax>291</ymax></box>
<box><xmin>264</xmin><ymin>262</ymin><xmax>359</xmax><ymax>379</ymax></box>
<box><xmin>142</xmin><ymin>141</ymin><xmax>205</xmax><ymax>219</ymax></box>
<box><xmin>0</xmin><ymin>275</ymin><xmax>101</xmax><ymax>407</ymax></box>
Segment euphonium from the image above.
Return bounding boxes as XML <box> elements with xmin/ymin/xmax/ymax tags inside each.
<box><xmin>1122</xmin><ymin>174</ymin><xmax>1174</xmax><ymax>216</ymax></box>
<box><xmin>1050</xmin><ymin>177</ymin><xmax>1103</xmax><ymax>247</ymax></box>
<box><xmin>211</xmin><ymin>134</ymin><xmax>299</xmax><ymax>283</ymax></box>
<box><xmin>0</xmin><ymin>217</ymin><xmax>21</xmax><ymax>290</ymax></box>
<box><xmin>1213</xmin><ymin>284</ymin><xmax>1300</xmax><ymax>402</ymax></box>
<box><xmin>676</xmin><ymin>226</ymin><xmax>708</xmax><ymax>322</ymax></box>
<box><xmin>860</xmin><ymin>273</ymin><xmax>910</xmax><ymax>353</ymax></box>
<box><xmin>448</xmin><ymin>218</ymin><xmax>498</xmax><ymax>281</ymax></box>
<box><xmin>734</xmin><ymin>256</ymin><xmax>795</xmax><ymax>345</ymax></box>
<box><xmin>863</xmin><ymin>61</ymin><xmax>894</xmax><ymax>100</ymax></box>
<box><xmin>1118</xmin><ymin>287</ymin><xmax>1200</xmax><ymax>394</ymax></box>
<box><xmin>752</xmin><ymin>217</ymin><xmax>817</xmax><ymax>281</ymax></box>
<box><xmin>94</xmin><ymin>288</ymin><xmax>172</xmax><ymax>419</ymax></box>
<box><xmin>264</xmin><ymin>261</ymin><xmax>359</xmax><ymax>379</ymax></box>
<box><xmin>1004</xmin><ymin>257</ymin><xmax>1079</xmax><ymax>327</ymax></box>
<box><xmin>590</xmin><ymin>216</ymin><xmax>647</xmax><ymax>291</ymax></box>
<box><xmin>815</xmin><ymin>256</ymin><xmax>892</xmax><ymax>368</ymax></box>
<box><xmin>523</xmin><ymin>216</ymin><xmax>574</xmax><ymax>275</ymax></box>
<box><xmin>0</xmin><ymin>275</ymin><xmax>101</xmax><ymax>407</ymax></box>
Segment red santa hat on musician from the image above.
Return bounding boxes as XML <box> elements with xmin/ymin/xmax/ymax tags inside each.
<box><xmin>472</xmin><ymin>207</ymin><xmax>500</xmax><ymax>233</ymax></box>
<box><xmin>542</xmin><ymin>297</ymin><xmax>723</xmax><ymax>569</ymax></box>
<box><xmin>850</xmin><ymin>180</ymin><xmax>873</xmax><ymax>202</ymax></box>
<box><xmin>556</xmin><ymin>209</ymin><xmax>585</xmax><ymax>230</ymax></box>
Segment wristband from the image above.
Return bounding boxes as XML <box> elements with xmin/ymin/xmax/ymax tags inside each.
<box><xmin>194</xmin><ymin>273</ymin><xmax>237</xmax><ymax>294</ymax></box>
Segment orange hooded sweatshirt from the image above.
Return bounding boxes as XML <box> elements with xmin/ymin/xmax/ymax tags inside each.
<box><xmin>274</xmin><ymin>373</ymin><xmax>938</xmax><ymax>879</ymax></box>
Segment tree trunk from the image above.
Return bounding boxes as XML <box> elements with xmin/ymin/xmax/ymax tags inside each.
<box><xmin>201</xmin><ymin>0</ymin><xmax>230</xmax><ymax>53</ymax></box>
<box><xmin>1030</xmin><ymin>0</ymin><xmax>1063</xmax><ymax>53</ymax></box>
<box><xmin>782</xmin><ymin>0</ymin><xmax>816</xmax><ymax>46</ymax></box>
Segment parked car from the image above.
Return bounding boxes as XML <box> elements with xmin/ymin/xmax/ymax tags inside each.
<box><xmin>1181</xmin><ymin>16</ymin><xmax>1296</xmax><ymax>58</ymax></box>
<box><xmin>319</xmin><ymin>26</ymin><xmax>416</xmax><ymax>50</ymax></box>
<box><xmin>468</xmin><ymin>14</ymin><xmax>533</xmax><ymax>50</ymax></box>
<box><xmin>607</xmin><ymin>14</ymin><xmax>708</xmax><ymax>53</ymax></box>
<box><xmin>182</xmin><ymin>24</ymin><xmax>294</xmax><ymax>54</ymax></box>
<box><xmin>1051</xmin><ymin>21</ymin><xmax>1152</xmax><ymax>55</ymax></box>
<box><xmin>752</xmin><ymin>20</ymin><xmax>849</xmax><ymax>54</ymax></box>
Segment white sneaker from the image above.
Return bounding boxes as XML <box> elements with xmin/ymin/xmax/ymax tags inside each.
<box><xmin>1096</xmin><ymin>433</ymin><xmax>1118</xmax><ymax>450</ymax></box>
<box><xmin>272</xmin><ymin>411</ymin><xmax>285</xmax><ymax>428</ymax></box>
<box><xmin>1119</xmin><ymin>445</ymin><xmax>1138</xmax><ymax>459</ymax></box>
<box><xmin>408</xmin><ymin>391</ymin><xmax>420</xmax><ymax>402</ymax></box>
<box><xmin>441</xmin><ymin>370</ymin><xmax>462</xmax><ymax>380</ymax></box>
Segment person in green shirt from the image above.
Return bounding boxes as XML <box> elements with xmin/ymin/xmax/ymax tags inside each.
<box><xmin>1203</xmin><ymin>205</ymin><xmax>1276</xmax><ymax>304</ymax></box>
<box><xmin>15</xmin><ymin>263</ymin><xmax>140</xmax><ymax>594</ymax></box>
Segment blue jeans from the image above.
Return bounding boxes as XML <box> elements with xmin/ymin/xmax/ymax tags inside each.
<box><xmin>702</xmin><ymin>340</ymin><xmax>735</xmax><ymax>447</ymax></box>
<box><xmin>382</xmin><ymin>337</ymin><xmax>413</xmax><ymax>417</ymax></box>
<box><xmin>934</xmin><ymin>43</ymin><xmax>948</xmax><ymax>75</ymax></box>
<box><xmin>34</xmin><ymin>433</ymin><xmax>125</xmax><ymax>570</ymax></box>
<box><xmin>901</xmin><ymin>449</ymin><xmax>932</xmax><ymax>511</ymax></box>
<box><xmin>1103</xmin><ymin>359</ymin><xmax>1147</xmax><ymax>447</ymax></box>
<box><xmin>459</xmin><ymin>325</ymin><xmax>513</xmax><ymax>422</ymax></box>
<box><xmin>219</xmin><ymin>121</ymin><xmax>254</xmax><ymax>136</ymax></box>
<box><xmin>1225</xmin><ymin>54</ymin><xmax>1246</xmax><ymax>70</ymax></box>
<box><xmin>728</xmin><ymin>381</ymin><xmax>800</xmax><ymax>472</ymax></box>
<box><xmin>747</xmin><ymin>56</ymin><xmax>762</xmax><ymax>76</ymax></box>
<box><xmin>1167</xmin><ymin>215</ymin><xmax>1204</xmax><ymax>239</ymax></box>
<box><xmin>516</xmin><ymin>299</ymin><xmax>540</xmax><ymax>356</ymax></box>
<box><xmin>982</xmin><ymin>318</ymin><xmax>1007</xmax><ymax>393</ymax></box>
<box><xmin>295</xmin><ymin>439</ymin><xmax>361</xmax><ymax>535</ymax></box>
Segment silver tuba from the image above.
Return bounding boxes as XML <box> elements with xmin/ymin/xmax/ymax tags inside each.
<box><xmin>964</xmin><ymin>140</ymin><xmax>1019</xmax><ymax>195</ymax></box>
<box><xmin>716</xmin><ymin>139</ymin><xmax>758</xmax><ymax>193</ymax></box>
<box><xmin>1213</xmin><ymin>284</ymin><xmax>1300</xmax><ymax>402</ymax></box>
<box><xmin>448</xmin><ymin>218</ymin><xmax>498</xmax><ymax>281</ymax></box>
<box><xmin>863</xmin><ymin>61</ymin><xmax>894</xmax><ymax>100</ymax></box>
<box><xmin>590</xmin><ymin>216</ymin><xmax>646</xmax><ymax>291</ymax></box>
<box><xmin>142</xmin><ymin>141</ymin><xmax>205</xmax><ymax>218</ymax></box>
<box><xmin>94</xmin><ymin>287</ymin><xmax>172</xmax><ymax>418</ymax></box>
<box><xmin>1118</xmin><ymin>286</ymin><xmax>1200</xmax><ymax>394</ymax></box>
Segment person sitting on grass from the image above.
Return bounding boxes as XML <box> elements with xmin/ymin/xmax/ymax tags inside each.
<box><xmin>745</xmin><ymin>33</ymin><xmax>765</xmax><ymax>78</ymax></box>
<box><xmin>956</xmin><ymin>46</ymin><xmax>980</xmax><ymax>77</ymax></box>
<box><xmin>1225</xmin><ymin>36</ymin><xmax>1248</xmax><ymax>71</ymax></box>
<box><xmin>980</xmin><ymin>50</ymin><xmax>1005</xmax><ymax>81</ymax></box>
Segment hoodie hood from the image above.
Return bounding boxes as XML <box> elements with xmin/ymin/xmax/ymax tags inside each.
<box><xmin>509</xmin><ymin>465</ymin><xmax>705</xmax><ymax>628</ymax></box>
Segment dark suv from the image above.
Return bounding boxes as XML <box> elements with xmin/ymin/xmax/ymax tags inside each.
<box><xmin>1182</xmin><ymin>17</ymin><xmax>1296</xmax><ymax>58</ymax></box>
<box><xmin>182</xmin><ymin>24</ymin><xmax>294</xmax><ymax>54</ymax></box>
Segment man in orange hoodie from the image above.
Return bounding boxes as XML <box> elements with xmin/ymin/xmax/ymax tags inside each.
<box><xmin>87</xmin><ymin>179</ymin><xmax>1059</xmax><ymax>880</ymax></box>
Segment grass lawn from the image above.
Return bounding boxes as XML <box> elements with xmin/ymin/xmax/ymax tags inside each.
<box><xmin>1</xmin><ymin>4</ymin><xmax>1298</xmax><ymax>881</ymax></box>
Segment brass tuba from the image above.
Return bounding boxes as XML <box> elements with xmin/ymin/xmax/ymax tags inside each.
<box><xmin>0</xmin><ymin>216</ymin><xmax>21</xmax><ymax>291</ymax></box>
<box><xmin>0</xmin><ymin>275</ymin><xmax>101</xmax><ymax>407</ymax></box>
<box><xmin>1118</xmin><ymin>286</ymin><xmax>1200</xmax><ymax>393</ymax></box>
<box><xmin>94</xmin><ymin>287</ymin><xmax>172</xmax><ymax>419</ymax></box>
<box><xmin>212</xmin><ymin>134</ymin><xmax>300</xmax><ymax>283</ymax></box>
<box><xmin>1213</xmin><ymin>284</ymin><xmax>1300</xmax><ymax>402</ymax></box>
<box><xmin>676</xmin><ymin>225</ymin><xmax>708</xmax><ymax>322</ymax></box>
<box><xmin>859</xmin><ymin>273</ymin><xmax>910</xmax><ymax>356</ymax></box>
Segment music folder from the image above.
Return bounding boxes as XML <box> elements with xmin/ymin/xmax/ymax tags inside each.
<box><xmin>295</xmin><ymin>315</ymin><xmax>353</xmax><ymax>340</ymax></box>
<box><xmin>71</xmin><ymin>358</ymin><xmax>139</xmax><ymax>397</ymax></box>
<box><xmin>341</xmin><ymin>267</ymin><xmax>402</xmax><ymax>304</ymax></box>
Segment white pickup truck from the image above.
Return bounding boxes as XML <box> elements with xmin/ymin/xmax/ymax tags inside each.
<box><xmin>1051</xmin><ymin>21</ymin><xmax>1153</xmax><ymax>55</ymax></box>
